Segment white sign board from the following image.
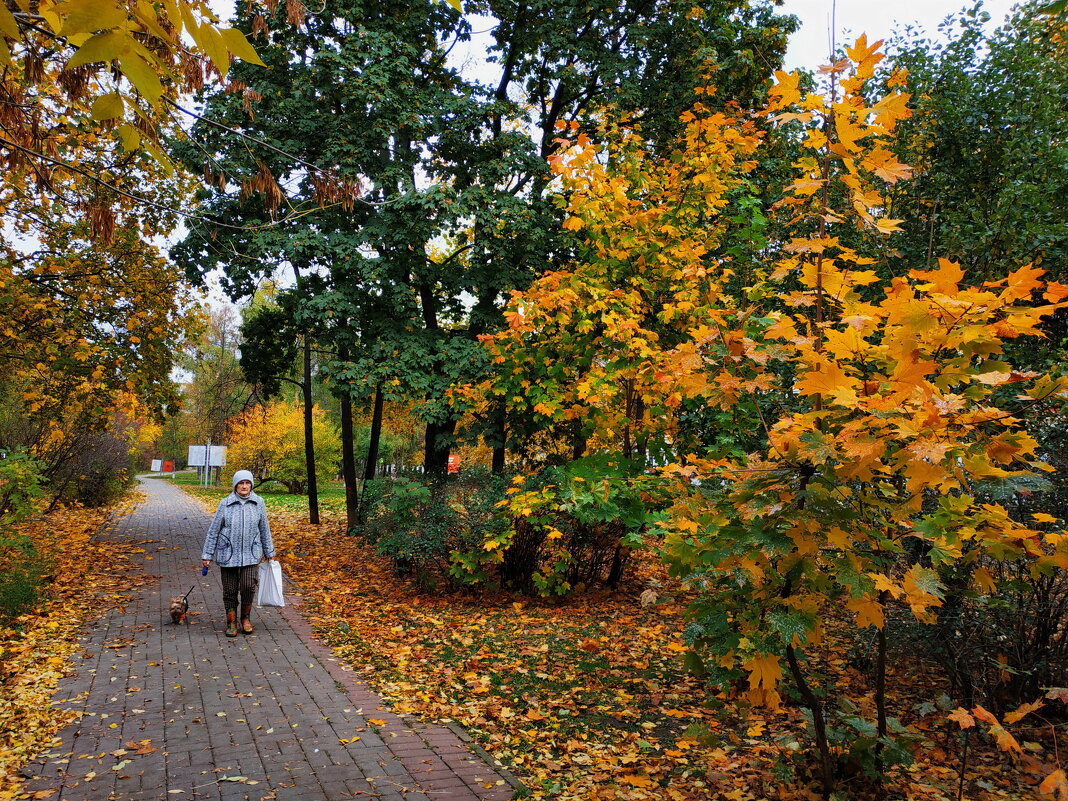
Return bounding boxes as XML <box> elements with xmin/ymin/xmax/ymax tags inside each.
<box><xmin>150</xmin><ymin>459</ymin><xmax>162</xmax><ymax>472</ymax></box>
<box><xmin>187</xmin><ymin>445</ymin><xmax>227</xmax><ymax>467</ymax></box>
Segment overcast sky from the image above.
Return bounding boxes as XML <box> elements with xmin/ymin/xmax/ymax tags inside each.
<box><xmin>781</xmin><ymin>0</ymin><xmax>1020</xmax><ymax>68</ymax></box>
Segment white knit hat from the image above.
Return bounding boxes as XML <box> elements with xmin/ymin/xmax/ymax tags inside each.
<box><xmin>232</xmin><ymin>469</ymin><xmax>255</xmax><ymax>490</ymax></box>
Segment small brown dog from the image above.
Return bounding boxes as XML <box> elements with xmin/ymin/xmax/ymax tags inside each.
<box><xmin>169</xmin><ymin>586</ymin><xmax>195</xmax><ymax>624</ymax></box>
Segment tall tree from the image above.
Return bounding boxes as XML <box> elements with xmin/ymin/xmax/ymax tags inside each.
<box><xmin>172</xmin><ymin>0</ymin><xmax>797</xmax><ymax>482</ymax></box>
<box><xmin>884</xmin><ymin>5</ymin><xmax>1068</xmax><ymax>283</ymax></box>
<box><xmin>181</xmin><ymin>305</ymin><xmax>252</xmax><ymax>448</ymax></box>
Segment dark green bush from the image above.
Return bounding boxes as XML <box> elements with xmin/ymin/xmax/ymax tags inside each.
<box><xmin>361</xmin><ymin>470</ymin><xmax>508</xmax><ymax>590</ymax></box>
<box><xmin>0</xmin><ymin>534</ymin><xmax>51</xmax><ymax>622</ymax></box>
<box><xmin>0</xmin><ymin>452</ymin><xmax>50</xmax><ymax>621</ymax></box>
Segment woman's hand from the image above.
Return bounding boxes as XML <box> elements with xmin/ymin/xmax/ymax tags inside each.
<box><xmin>202</xmin><ymin>559</ymin><xmax>211</xmax><ymax>569</ymax></box>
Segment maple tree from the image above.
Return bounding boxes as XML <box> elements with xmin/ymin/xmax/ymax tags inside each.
<box><xmin>464</xmin><ymin>35</ymin><xmax>1068</xmax><ymax>794</ymax></box>
<box><xmin>1</xmin><ymin>0</ymin><xmax>263</xmax><ymax>170</ymax></box>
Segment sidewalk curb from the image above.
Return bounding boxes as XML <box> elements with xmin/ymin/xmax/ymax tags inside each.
<box><xmin>443</xmin><ymin>721</ymin><xmax>528</xmax><ymax>796</ymax></box>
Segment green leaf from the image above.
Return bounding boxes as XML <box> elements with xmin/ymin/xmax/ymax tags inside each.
<box><xmin>0</xmin><ymin>36</ymin><xmax>9</xmax><ymax>68</ymax></box>
<box><xmin>221</xmin><ymin>27</ymin><xmax>266</xmax><ymax>67</ymax></box>
<box><xmin>769</xmin><ymin>607</ymin><xmax>815</xmax><ymax>645</ymax></box>
<box><xmin>119</xmin><ymin>54</ymin><xmax>162</xmax><ymax>102</ymax></box>
<box><xmin>67</xmin><ymin>31</ymin><xmax>127</xmax><ymax>68</ymax></box>
<box><xmin>907</xmin><ymin>565</ymin><xmax>944</xmax><ymax>599</ymax></box>
<box><xmin>58</xmin><ymin>0</ymin><xmax>126</xmax><ymax>36</ymax></box>
<box><xmin>90</xmin><ymin>92</ymin><xmax>124</xmax><ymax>121</ymax></box>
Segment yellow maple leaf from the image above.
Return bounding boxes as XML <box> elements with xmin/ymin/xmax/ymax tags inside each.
<box><xmin>796</xmin><ymin>354</ymin><xmax>857</xmax><ymax>399</ymax></box>
<box><xmin>874</xmin><ymin>217</ymin><xmax>904</xmax><ymax>235</ymax></box>
<box><xmin>910</xmin><ymin>258</ymin><xmax>966</xmax><ymax>295</ymax></box>
<box><xmin>1000</xmin><ymin>262</ymin><xmax>1046</xmax><ymax>302</ymax></box>
<box><xmin>768</xmin><ymin>70</ymin><xmax>801</xmax><ymax>110</ymax></box>
<box><xmin>972</xmin><ymin>566</ymin><xmax>997</xmax><ymax>594</ymax></box>
<box><xmin>846</xmin><ymin>595</ymin><xmax>885</xmax><ymax>628</ymax></box>
<box><xmin>743</xmin><ymin>654</ymin><xmax>782</xmax><ymax>692</ymax></box>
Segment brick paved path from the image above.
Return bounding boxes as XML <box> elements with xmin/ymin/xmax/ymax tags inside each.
<box><xmin>21</xmin><ymin>478</ymin><xmax>517</xmax><ymax>801</ymax></box>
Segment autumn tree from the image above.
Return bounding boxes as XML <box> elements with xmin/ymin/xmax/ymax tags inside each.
<box><xmin>172</xmin><ymin>0</ymin><xmax>798</xmax><ymax>488</ymax></box>
<box><xmin>226</xmin><ymin>400</ymin><xmax>341</xmax><ymax>494</ymax></box>
<box><xmin>0</xmin><ymin>128</ymin><xmax>203</xmax><ymax>502</ymax></box>
<box><xmin>172</xmin><ymin>305</ymin><xmax>254</xmax><ymax>453</ymax></box>
<box><xmin>468</xmin><ymin>37</ymin><xmax>1068</xmax><ymax>794</ymax></box>
<box><xmin>0</xmin><ymin>0</ymin><xmax>267</xmax><ymax>503</ymax></box>
<box><xmin>1</xmin><ymin>0</ymin><xmax>263</xmax><ymax>173</ymax></box>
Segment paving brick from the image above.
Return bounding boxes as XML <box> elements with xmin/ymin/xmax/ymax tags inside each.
<box><xmin>19</xmin><ymin>477</ymin><xmax>519</xmax><ymax>801</ymax></box>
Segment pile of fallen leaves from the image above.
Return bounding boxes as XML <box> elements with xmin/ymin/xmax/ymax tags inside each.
<box><xmin>0</xmin><ymin>494</ymin><xmax>153</xmax><ymax>799</ymax></box>
<box><xmin>254</xmin><ymin>505</ymin><xmax>1056</xmax><ymax>801</ymax></box>
<box><xmin>176</xmin><ymin>483</ymin><xmax>1060</xmax><ymax>800</ymax></box>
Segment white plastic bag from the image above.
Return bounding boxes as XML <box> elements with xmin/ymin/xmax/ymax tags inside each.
<box><xmin>256</xmin><ymin>560</ymin><xmax>285</xmax><ymax>607</ymax></box>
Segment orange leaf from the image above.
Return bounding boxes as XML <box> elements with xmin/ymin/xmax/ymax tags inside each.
<box><xmin>910</xmin><ymin>258</ymin><xmax>966</xmax><ymax>295</ymax></box>
<box><xmin>1040</xmin><ymin>769</ymin><xmax>1068</xmax><ymax>799</ymax></box>
<box><xmin>1004</xmin><ymin>699</ymin><xmax>1044</xmax><ymax>725</ymax></box>
<box><xmin>947</xmin><ymin>707</ymin><xmax>975</xmax><ymax>729</ymax></box>
<box><xmin>846</xmin><ymin>595</ymin><xmax>885</xmax><ymax>628</ymax></box>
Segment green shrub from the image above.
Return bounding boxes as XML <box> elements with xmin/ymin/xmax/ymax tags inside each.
<box><xmin>0</xmin><ymin>452</ymin><xmax>50</xmax><ymax>621</ymax></box>
<box><xmin>362</xmin><ymin>471</ymin><xmax>508</xmax><ymax>590</ymax></box>
<box><xmin>453</xmin><ymin>455</ymin><xmax>657</xmax><ymax>596</ymax></box>
<box><xmin>0</xmin><ymin>534</ymin><xmax>51</xmax><ymax>622</ymax></box>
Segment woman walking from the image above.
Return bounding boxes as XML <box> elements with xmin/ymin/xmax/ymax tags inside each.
<box><xmin>201</xmin><ymin>470</ymin><xmax>275</xmax><ymax>637</ymax></box>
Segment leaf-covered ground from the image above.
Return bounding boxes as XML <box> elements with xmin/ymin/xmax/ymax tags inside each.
<box><xmin>0</xmin><ymin>494</ymin><xmax>153</xmax><ymax>800</ymax></box>
<box><xmin>217</xmin><ymin>498</ymin><xmax>1056</xmax><ymax>801</ymax></box>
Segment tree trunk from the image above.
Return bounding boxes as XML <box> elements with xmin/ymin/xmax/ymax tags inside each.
<box><xmin>491</xmin><ymin>406</ymin><xmax>506</xmax><ymax>475</ymax></box>
<box><xmin>874</xmin><ymin>591</ymin><xmax>890</xmax><ymax>782</ymax></box>
<box><xmin>786</xmin><ymin>644</ymin><xmax>836</xmax><ymax>796</ymax></box>
<box><xmin>340</xmin><ymin>385</ymin><xmax>358</xmax><ymax>533</ymax></box>
<box><xmin>302</xmin><ymin>338</ymin><xmax>320</xmax><ymax>525</ymax></box>
<box><xmin>364</xmin><ymin>383</ymin><xmax>384</xmax><ymax>483</ymax></box>
<box><xmin>423</xmin><ymin>417</ymin><xmax>457</xmax><ymax>478</ymax></box>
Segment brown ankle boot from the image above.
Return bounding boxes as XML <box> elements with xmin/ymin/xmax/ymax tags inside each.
<box><xmin>240</xmin><ymin>604</ymin><xmax>254</xmax><ymax>635</ymax></box>
<box><xmin>225</xmin><ymin>609</ymin><xmax>238</xmax><ymax>637</ymax></box>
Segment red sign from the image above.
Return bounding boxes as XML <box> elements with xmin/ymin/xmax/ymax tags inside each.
<box><xmin>447</xmin><ymin>455</ymin><xmax>459</xmax><ymax>474</ymax></box>
<box><xmin>162</xmin><ymin>460</ymin><xmax>174</xmax><ymax>473</ymax></box>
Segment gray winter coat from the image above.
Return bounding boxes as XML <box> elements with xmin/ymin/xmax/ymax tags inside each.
<box><xmin>201</xmin><ymin>491</ymin><xmax>275</xmax><ymax>568</ymax></box>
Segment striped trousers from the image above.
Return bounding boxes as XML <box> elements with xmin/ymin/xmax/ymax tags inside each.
<box><xmin>220</xmin><ymin>564</ymin><xmax>259</xmax><ymax>610</ymax></box>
